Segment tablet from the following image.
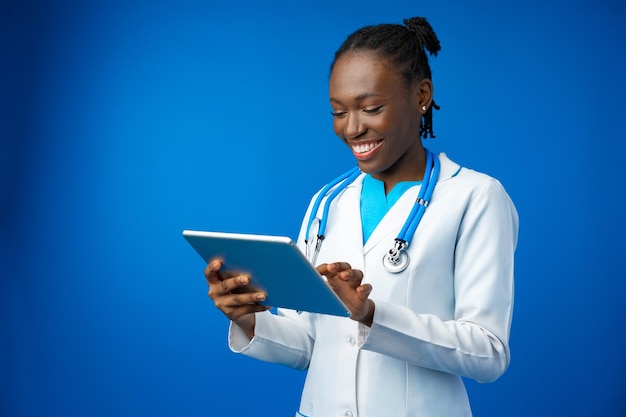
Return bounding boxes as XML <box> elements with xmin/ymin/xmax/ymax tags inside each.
<box><xmin>182</xmin><ymin>230</ymin><xmax>350</xmax><ymax>317</ymax></box>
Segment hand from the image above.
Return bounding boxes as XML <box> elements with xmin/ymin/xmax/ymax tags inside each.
<box><xmin>317</xmin><ymin>262</ymin><xmax>374</xmax><ymax>326</ymax></box>
<box><xmin>204</xmin><ymin>258</ymin><xmax>271</xmax><ymax>339</ymax></box>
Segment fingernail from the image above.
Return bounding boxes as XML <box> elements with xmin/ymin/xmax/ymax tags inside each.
<box><xmin>256</xmin><ymin>293</ymin><xmax>266</xmax><ymax>301</ymax></box>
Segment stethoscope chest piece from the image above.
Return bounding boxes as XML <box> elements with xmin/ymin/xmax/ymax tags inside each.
<box><xmin>382</xmin><ymin>240</ymin><xmax>410</xmax><ymax>273</ymax></box>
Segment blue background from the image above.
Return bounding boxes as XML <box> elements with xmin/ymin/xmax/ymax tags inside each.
<box><xmin>2</xmin><ymin>0</ymin><xmax>625</xmax><ymax>415</ymax></box>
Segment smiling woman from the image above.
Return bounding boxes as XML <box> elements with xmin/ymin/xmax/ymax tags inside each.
<box><xmin>3</xmin><ymin>1</ymin><xmax>625</xmax><ymax>416</ymax></box>
<box><xmin>202</xmin><ymin>16</ymin><xmax>519</xmax><ymax>417</ymax></box>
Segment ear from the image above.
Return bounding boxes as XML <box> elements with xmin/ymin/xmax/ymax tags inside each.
<box><xmin>415</xmin><ymin>78</ymin><xmax>433</xmax><ymax>114</ymax></box>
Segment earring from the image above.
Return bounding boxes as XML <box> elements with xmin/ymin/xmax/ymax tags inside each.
<box><xmin>421</xmin><ymin>105</ymin><xmax>427</xmax><ymax>111</ymax></box>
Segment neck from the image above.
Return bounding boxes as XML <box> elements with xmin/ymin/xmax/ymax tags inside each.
<box><xmin>374</xmin><ymin>147</ymin><xmax>427</xmax><ymax>194</ymax></box>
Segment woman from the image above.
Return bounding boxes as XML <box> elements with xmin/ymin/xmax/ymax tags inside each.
<box><xmin>205</xmin><ymin>16</ymin><xmax>519</xmax><ymax>417</ymax></box>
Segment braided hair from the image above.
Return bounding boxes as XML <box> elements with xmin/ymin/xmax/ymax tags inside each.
<box><xmin>330</xmin><ymin>17</ymin><xmax>441</xmax><ymax>139</ymax></box>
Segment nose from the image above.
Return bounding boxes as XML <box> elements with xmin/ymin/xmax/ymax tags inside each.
<box><xmin>343</xmin><ymin>111</ymin><xmax>366</xmax><ymax>139</ymax></box>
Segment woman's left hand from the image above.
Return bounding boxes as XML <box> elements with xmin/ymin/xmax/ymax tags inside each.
<box><xmin>316</xmin><ymin>262</ymin><xmax>374</xmax><ymax>326</ymax></box>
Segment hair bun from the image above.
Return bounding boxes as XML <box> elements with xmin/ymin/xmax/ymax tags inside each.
<box><xmin>403</xmin><ymin>17</ymin><xmax>441</xmax><ymax>56</ymax></box>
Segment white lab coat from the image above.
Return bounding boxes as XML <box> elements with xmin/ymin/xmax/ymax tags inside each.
<box><xmin>229</xmin><ymin>153</ymin><xmax>519</xmax><ymax>417</ymax></box>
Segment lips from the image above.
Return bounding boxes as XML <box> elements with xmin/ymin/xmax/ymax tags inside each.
<box><xmin>351</xmin><ymin>139</ymin><xmax>383</xmax><ymax>160</ymax></box>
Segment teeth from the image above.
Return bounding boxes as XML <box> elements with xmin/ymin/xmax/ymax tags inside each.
<box><xmin>352</xmin><ymin>141</ymin><xmax>380</xmax><ymax>154</ymax></box>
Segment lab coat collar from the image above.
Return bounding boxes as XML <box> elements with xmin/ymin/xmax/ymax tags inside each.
<box><xmin>436</xmin><ymin>152</ymin><xmax>462</xmax><ymax>184</ymax></box>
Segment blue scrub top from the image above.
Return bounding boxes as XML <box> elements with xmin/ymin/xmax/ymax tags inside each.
<box><xmin>360</xmin><ymin>174</ymin><xmax>421</xmax><ymax>244</ymax></box>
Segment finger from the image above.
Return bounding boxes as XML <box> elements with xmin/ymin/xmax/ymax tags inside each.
<box><xmin>208</xmin><ymin>274</ymin><xmax>251</xmax><ymax>299</ymax></box>
<box><xmin>356</xmin><ymin>283</ymin><xmax>373</xmax><ymax>300</ymax></box>
<box><xmin>221</xmin><ymin>274</ymin><xmax>250</xmax><ymax>292</ymax></box>
<box><xmin>338</xmin><ymin>268</ymin><xmax>364</xmax><ymax>281</ymax></box>
<box><xmin>326</xmin><ymin>262</ymin><xmax>352</xmax><ymax>274</ymax></box>
<box><xmin>316</xmin><ymin>263</ymin><xmax>329</xmax><ymax>276</ymax></box>
<box><xmin>230</xmin><ymin>291</ymin><xmax>267</xmax><ymax>306</ymax></box>
<box><xmin>326</xmin><ymin>274</ymin><xmax>358</xmax><ymax>296</ymax></box>
<box><xmin>318</xmin><ymin>262</ymin><xmax>353</xmax><ymax>279</ymax></box>
<box><xmin>204</xmin><ymin>258</ymin><xmax>223</xmax><ymax>283</ymax></box>
<box><xmin>215</xmin><ymin>292</ymin><xmax>268</xmax><ymax>314</ymax></box>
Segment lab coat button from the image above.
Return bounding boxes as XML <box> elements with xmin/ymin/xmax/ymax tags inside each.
<box><xmin>343</xmin><ymin>411</ymin><xmax>353</xmax><ymax>417</ymax></box>
<box><xmin>349</xmin><ymin>337</ymin><xmax>356</xmax><ymax>346</ymax></box>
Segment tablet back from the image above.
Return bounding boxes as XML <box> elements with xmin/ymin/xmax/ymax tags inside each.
<box><xmin>183</xmin><ymin>230</ymin><xmax>350</xmax><ymax>317</ymax></box>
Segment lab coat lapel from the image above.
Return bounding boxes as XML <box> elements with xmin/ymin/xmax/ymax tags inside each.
<box><xmin>332</xmin><ymin>175</ymin><xmax>366</xmax><ymax>259</ymax></box>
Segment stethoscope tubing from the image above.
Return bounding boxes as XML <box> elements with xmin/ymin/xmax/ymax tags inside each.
<box><xmin>305</xmin><ymin>166</ymin><xmax>360</xmax><ymax>243</ymax></box>
<box><xmin>319</xmin><ymin>168</ymin><xmax>362</xmax><ymax>238</ymax></box>
<box><xmin>305</xmin><ymin>148</ymin><xmax>440</xmax><ymax>271</ymax></box>
<box><xmin>397</xmin><ymin>149</ymin><xmax>440</xmax><ymax>244</ymax></box>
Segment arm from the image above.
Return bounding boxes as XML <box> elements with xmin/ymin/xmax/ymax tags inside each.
<box><xmin>361</xmin><ymin>178</ymin><xmax>518</xmax><ymax>382</ymax></box>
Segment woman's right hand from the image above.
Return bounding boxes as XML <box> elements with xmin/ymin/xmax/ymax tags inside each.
<box><xmin>204</xmin><ymin>258</ymin><xmax>271</xmax><ymax>339</ymax></box>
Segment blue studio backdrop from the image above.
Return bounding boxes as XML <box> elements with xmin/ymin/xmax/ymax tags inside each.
<box><xmin>1</xmin><ymin>0</ymin><xmax>625</xmax><ymax>416</ymax></box>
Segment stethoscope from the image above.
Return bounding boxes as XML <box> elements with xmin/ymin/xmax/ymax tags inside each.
<box><xmin>305</xmin><ymin>148</ymin><xmax>440</xmax><ymax>273</ymax></box>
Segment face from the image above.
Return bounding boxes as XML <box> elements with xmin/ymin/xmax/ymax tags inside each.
<box><xmin>329</xmin><ymin>51</ymin><xmax>431</xmax><ymax>187</ymax></box>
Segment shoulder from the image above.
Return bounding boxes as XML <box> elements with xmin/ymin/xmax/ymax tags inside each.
<box><xmin>438</xmin><ymin>152</ymin><xmax>510</xmax><ymax>196</ymax></box>
<box><xmin>435</xmin><ymin>153</ymin><xmax>517</xmax><ymax>219</ymax></box>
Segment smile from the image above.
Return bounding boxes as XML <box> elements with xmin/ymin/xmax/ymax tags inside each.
<box><xmin>352</xmin><ymin>140</ymin><xmax>383</xmax><ymax>154</ymax></box>
<box><xmin>351</xmin><ymin>140</ymin><xmax>383</xmax><ymax>160</ymax></box>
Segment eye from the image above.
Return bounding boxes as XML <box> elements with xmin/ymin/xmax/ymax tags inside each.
<box><xmin>330</xmin><ymin>110</ymin><xmax>347</xmax><ymax>118</ymax></box>
<box><xmin>363</xmin><ymin>105</ymin><xmax>383</xmax><ymax>115</ymax></box>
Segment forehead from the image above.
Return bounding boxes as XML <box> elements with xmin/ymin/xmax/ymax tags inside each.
<box><xmin>329</xmin><ymin>51</ymin><xmax>405</xmax><ymax>100</ymax></box>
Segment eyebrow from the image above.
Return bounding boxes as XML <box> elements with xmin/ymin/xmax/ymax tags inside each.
<box><xmin>330</xmin><ymin>92</ymin><xmax>383</xmax><ymax>104</ymax></box>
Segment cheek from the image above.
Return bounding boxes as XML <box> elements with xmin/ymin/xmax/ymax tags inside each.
<box><xmin>371</xmin><ymin>115</ymin><xmax>394</xmax><ymax>136</ymax></box>
<box><xmin>379</xmin><ymin>108</ymin><xmax>416</xmax><ymax>138</ymax></box>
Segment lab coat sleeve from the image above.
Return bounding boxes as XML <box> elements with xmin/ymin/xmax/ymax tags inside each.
<box><xmin>228</xmin><ymin>303</ymin><xmax>314</xmax><ymax>371</ymax></box>
<box><xmin>360</xmin><ymin>178</ymin><xmax>518</xmax><ymax>383</ymax></box>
